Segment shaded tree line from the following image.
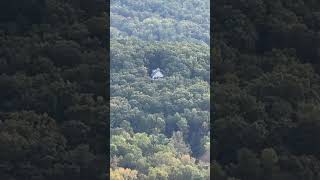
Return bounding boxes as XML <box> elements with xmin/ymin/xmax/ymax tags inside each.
<box><xmin>213</xmin><ymin>0</ymin><xmax>320</xmax><ymax>180</ymax></box>
<box><xmin>0</xmin><ymin>0</ymin><xmax>108</xmax><ymax>179</ymax></box>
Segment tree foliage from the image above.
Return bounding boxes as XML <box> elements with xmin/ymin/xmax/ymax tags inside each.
<box><xmin>213</xmin><ymin>0</ymin><xmax>320</xmax><ymax>179</ymax></box>
<box><xmin>111</xmin><ymin>0</ymin><xmax>210</xmax><ymax>179</ymax></box>
<box><xmin>0</xmin><ymin>0</ymin><xmax>108</xmax><ymax>179</ymax></box>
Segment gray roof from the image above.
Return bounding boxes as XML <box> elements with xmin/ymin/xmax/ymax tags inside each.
<box><xmin>151</xmin><ymin>68</ymin><xmax>164</xmax><ymax>79</ymax></box>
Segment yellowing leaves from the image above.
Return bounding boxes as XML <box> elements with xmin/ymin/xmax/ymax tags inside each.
<box><xmin>110</xmin><ymin>168</ymin><xmax>138</xmax><ymax>180</ymax></box>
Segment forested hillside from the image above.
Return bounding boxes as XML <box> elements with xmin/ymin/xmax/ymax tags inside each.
<box><xmin>0</xmin><ymin>0</ymin><xmax>108</xmax><ymax>179</ymax></box>
<box><xmin>110</xmin><ymin>0</ymin><xmax>210</xmax><ymax>179</ymax></box>
<box><xmin>213</xmin><ymin>0</ymin><xmax>320</xmax><ymax>180</ymax></box>
<box><xmin>111</xmin><ymin>0</ymin><xmax>209</xmax><ymax>44</ymax></box>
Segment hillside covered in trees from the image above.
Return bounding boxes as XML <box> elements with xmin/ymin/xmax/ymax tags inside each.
<box><xmin>213</xmin><ymin>0</ymin><xmax>320</xmax><ymax>180</ymax></box>
<box><xmin>0</xmin><ymin>0</ymin><xmax>108</xmax><ymax>179</ymax></box>
<box><xmin>110</xmin><ymin>0</ymin><xmax>210</xmax><ymax>179</ymax></box>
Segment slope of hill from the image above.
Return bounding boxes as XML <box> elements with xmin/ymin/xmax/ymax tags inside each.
<box><xmin>0</xmin><ymin>0</ymin><xmax>108</xmax><ymax>179</ymax></box>
<box><xmin>110</xmin><ymin>0</ymin><xmax>210</xmax><ymax>179</ymax></box>
<box><xmin>213</xmin><ymin>0</ymin><xmax>320</xmax><ymax>179</ymax></box>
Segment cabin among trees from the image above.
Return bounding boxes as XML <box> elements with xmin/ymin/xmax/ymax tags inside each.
<box><xmin>110</xmin><ymin>0</ymin><xmax>210</xmax><ymax>179</ymax></box>
<box><xmin>150</xmin><ymin>68</ymin><xmax>164</xmax><ymax>80</ymax></box>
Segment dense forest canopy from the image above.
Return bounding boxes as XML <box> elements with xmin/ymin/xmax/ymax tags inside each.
<box><xmin>110</xmin><ymin>0</ymin><xmax>210</xmax><ymax>179</ymax></box>
<box><xmin>0</xmin><ymin>0</ymin><xmax>108</xmax><ymax>179</ymax></box>
<box><xmin>3</xmin><ymin>0</ymin><xmax>320</xmax><ymax>179</ymax></box>
<box><xmin>111</xmin><ymin>0</ymin><xmax>209</xmax><ymax>44</ymax></box>
<box><xmin>213</xmin><ymin>0</ymin><xmax>320</xmax><ymax>180</ymax></box>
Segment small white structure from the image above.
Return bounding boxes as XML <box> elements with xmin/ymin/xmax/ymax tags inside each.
<box><xmin>151</xmin><ymin>68</ymin><xmax>164</xmax><ymax>80</ymax></box>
